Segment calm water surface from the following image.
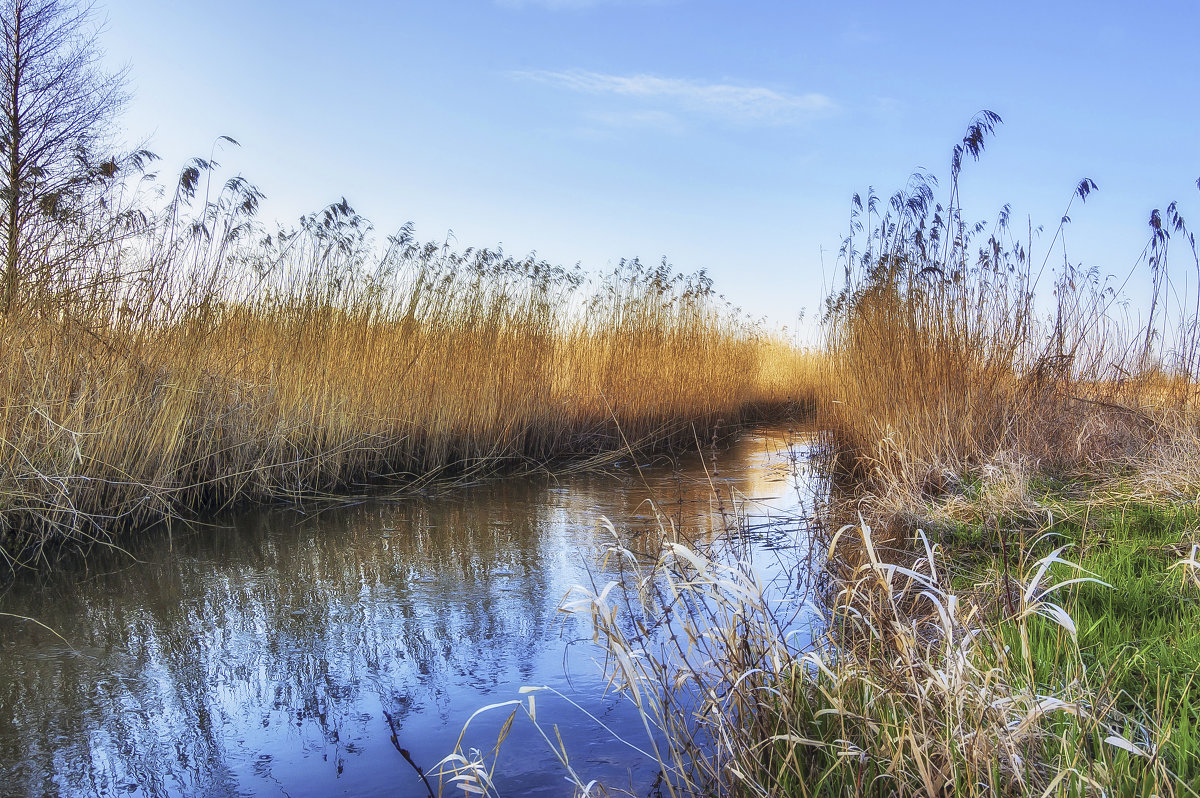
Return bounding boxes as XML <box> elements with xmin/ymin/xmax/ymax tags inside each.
<box><xmin>0</xmin><ymin>425</ymin><xmax>822</xmax><ymax>797</ymax></box>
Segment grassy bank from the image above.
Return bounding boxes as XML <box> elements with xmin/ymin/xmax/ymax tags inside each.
<box><xmin>0</xmin><ymin>189</ymin><xmax>819</xmax><ymax>569</ymax></box>
<box><xmin>930</xmin><ymin>486</ymin><xmax>1200</xmax><ymax>789</ymax></box>
<box><xmin>803</xmin><ymin>115</ymin><xmax>1200</xmax><ymax>794</ymax></box>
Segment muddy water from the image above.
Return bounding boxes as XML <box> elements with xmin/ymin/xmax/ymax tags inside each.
<box><xmin>0</xmin><ymin>425</ymin><xmax>822</xmax><ymax>798</ymax></box>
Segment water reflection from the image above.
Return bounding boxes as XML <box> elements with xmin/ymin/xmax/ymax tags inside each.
<box><xmin>0</xmin><ymin>425</ymin><xmax>820</xmax><ymax>798</ymax></box>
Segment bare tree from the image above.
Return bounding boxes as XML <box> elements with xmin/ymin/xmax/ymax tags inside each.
<box><xmin>0</xmin><ymin>0</ymin><xmax>128</xmax><ymax>313</ymax></box>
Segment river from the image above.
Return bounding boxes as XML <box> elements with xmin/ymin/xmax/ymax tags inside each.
<box><xmin>0</xmin><ymin>424</ymin><xmax>822</xmax><ymax>797</ymax></box>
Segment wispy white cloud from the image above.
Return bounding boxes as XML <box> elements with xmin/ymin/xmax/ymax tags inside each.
<box><xmin>515</xmin><ymin>69</ymin><xmax>835</xmax><ymax>125</ymax></box>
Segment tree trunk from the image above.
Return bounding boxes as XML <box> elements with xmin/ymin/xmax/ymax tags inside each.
<box><xmin>2</xmin><ymin>0</ymin><xmax>21</xmax><ymax>314</ymax></box>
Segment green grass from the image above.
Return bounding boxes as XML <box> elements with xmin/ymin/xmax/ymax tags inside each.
<box><xmin>938</xmin><ymin>493</ymin><xmax>1200</xmax><ymax>792</ymax></box>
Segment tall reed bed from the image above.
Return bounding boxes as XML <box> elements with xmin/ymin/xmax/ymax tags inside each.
<box><xmin>821</xmin><ymin>111</ymin><xmax>1200</xmax><ymax>515</ymax></box>
<box><xmin>0</xmin><ymin>167</ymin><xmax>816</xmax><ymax>568</ymax></box>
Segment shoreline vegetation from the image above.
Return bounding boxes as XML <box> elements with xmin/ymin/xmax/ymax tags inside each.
<box><xmin>434</xmin><ymin>114</ymin><xmax>1200</xmax><ymax>795</ymax></box>
<box><xmin>804</xmin><ymin>111</ymin><xmax>1200</xmax><ymax>796</ymax></box>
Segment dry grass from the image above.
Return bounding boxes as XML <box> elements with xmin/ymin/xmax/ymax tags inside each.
<box><xmin>439</xmin><ymin>512</ymin><xmax>1185</xmax><ymax>797</ymax></box>
<box><xmin>0</xmin><ymin>194</ymin><xmax>819</xmax><ymax>567</ymax></box>
<box><xmin>820</xmin><ymin>112</ymin><xmax>1200</xmax><ymax>523</ymax></box>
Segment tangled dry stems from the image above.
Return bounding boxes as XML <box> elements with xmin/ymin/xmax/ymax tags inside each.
<box><xmin>439</xmin><ymin>510</ymin><xmax>1188</xmax><ymax>796</ymax></box>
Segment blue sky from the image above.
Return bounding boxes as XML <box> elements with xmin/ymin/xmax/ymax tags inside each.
<box><xmin>100</xmin><ymin>0</ymin><xmax>1199</xmax><ymax>332</ymax></box>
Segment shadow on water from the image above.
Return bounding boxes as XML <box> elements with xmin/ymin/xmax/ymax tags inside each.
<box><xmin>0</xmin><ymin>424</ymin><xmax>823</xmax><ymax>798</ymax></box>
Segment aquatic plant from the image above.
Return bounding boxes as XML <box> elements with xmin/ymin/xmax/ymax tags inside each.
<box><xmin>0</xmin><ymin>152</ymin><xmax>819</xmax><ymax>569</ymax></box>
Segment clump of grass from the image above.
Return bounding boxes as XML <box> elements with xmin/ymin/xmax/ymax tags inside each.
<box><xmin>820</xmin><ymin>111</ymin><xmax>1200</xmax><ymax>522</ymax></box>
<box><xmin>0</xmin><ymin>161</ymin><xmax>819</xmax><ymax>569</ymax></box>
<box><xmin>930</xmin><ymin>489</ymin><xmax>1200</xmax><ymax>790</ymax></box>
<box><xmin>819</xmin><ymin>522</ymin><xmax>1197</xmax><ymax>796</ymax></box>
<box><xmin>446</xmin><ymin>511</ymin><xmax>1182</xmax><ymax>796</ymax></box>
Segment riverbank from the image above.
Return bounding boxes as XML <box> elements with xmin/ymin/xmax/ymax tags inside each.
<box><xmin>521</xmin><ymin>459</ymin><xmax>1200</xmax><ymax>796</ymax></box>
<box><xmin>786</xmin><ymin>144</ymin><xmax>1200</xmax><ymax>792</ymax></box>
<box><xmin>786</xmin><ymin>153</ymin><xmax>1200</xmax><ymax>793</ymax></box>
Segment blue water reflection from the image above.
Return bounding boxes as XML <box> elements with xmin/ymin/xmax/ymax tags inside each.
<box><xmin>0</xmin><ymin>425</ymin><xmax>820</xmax><ymax>797</ymax></box>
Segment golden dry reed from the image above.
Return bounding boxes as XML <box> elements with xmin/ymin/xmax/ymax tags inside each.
<box><xmin>820</xmin><ymin>111</ymin><xmax>1200</xmax><ymax>516</ymax></box>
<box><xmin>0</xmin><ymin>187</ymin><xmax>818</xmax><ymax>568</ymax></box>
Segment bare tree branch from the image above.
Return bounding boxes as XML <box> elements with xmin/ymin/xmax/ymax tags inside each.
<box><xmin>0</xmin><ymin>0</ymin><xmax>130</xmax><ymax>312</ymax></box>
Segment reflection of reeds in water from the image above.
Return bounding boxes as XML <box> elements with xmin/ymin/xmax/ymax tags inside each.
<box><xmin>0</xmin><ymin>497</ymin><xmax>567</xmax><ymax>797</ymax></box>
<box><xmin>0</xmin><ymin>435</ymin><xmax>812</xmax><ymax>797</ymax></box>
<box><xmin>0</xmin><ymin>194</ymin><xmax>818</xmax><ymax>565</ymax></box>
